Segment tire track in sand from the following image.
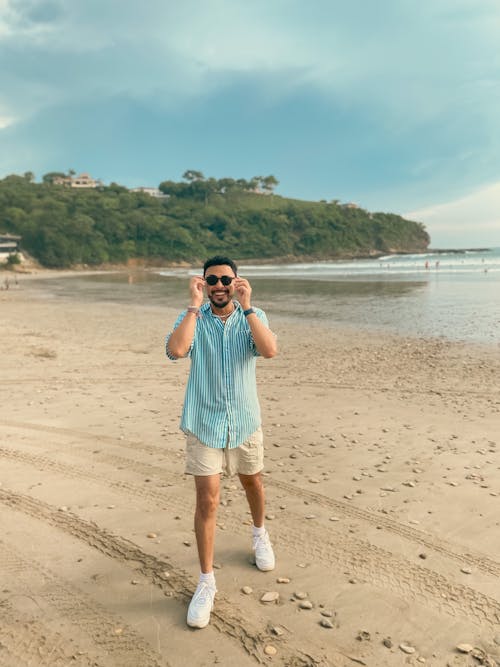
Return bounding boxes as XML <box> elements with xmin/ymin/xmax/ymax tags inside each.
<box><xmin>271</xmin><ymin>478</ymin><xmax>500</xmax><ymax>578</ymax></box>
<box><xmin>0</xmin><ymin>489</ymin><xmax>328</xmax><ymax>667</ymax></box>
<box><xmin>4</xmin><ymin>418</ymin><xmax>500</xmax><ymax>579</ymax></box>
<box><xmin>0</xmin><ymin>446</ymin><xmax>499</xmax><ymax>629</ymax></box>
<box><xmin>0</xmin><ymin>539</ymin><xmax>169</xmax><ymax>667</ymax></box>
<box><xmin>0</xmin><ymin>598</ymin><xmax>99</xmax><ymax>667</ymax></box>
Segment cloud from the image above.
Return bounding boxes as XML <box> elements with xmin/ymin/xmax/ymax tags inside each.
<box><xmin>5</xmin><ymin>0</ymin><xmax>64</xmax><ymax>27</ymax></box>
<box><xmin>2</xmin><ymin>1</ymin><xmax>500</xmax><ymax>116</ymax></box>
<box><xmin>0</xmin><ymin>115</ymin><xmax>14</xmax><ymax>128</ymax></box>
<box><xmin>405</xmin><ymin>180</ymin><xmax>500</xmax><ymax>247</ymax></box>
<box><xmin>1</xmin><ymin>0</ymin><xmax>500</xmax><ymax>230</ymax></box>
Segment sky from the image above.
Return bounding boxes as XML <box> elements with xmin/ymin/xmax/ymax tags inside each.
<box><xmin>1</xmin><ymin>0</ymin><xmax>500</xmax><ymax>248</ymax></box>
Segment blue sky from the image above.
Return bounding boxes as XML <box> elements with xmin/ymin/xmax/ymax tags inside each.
<box><xmin>1</xmin><ymin>0</ymin><xmax>500</xmax><ymax>248</ymax></box>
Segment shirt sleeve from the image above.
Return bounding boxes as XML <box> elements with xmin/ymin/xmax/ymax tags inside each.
<box><xmin>249</xmin><ymin>308</ymin><xmax>275</xmax><ymax>357</ymax></box>
<box><xmin>165</xmin><ymin>311</ymin><xmax>194</xmax><ymax>360</ymax></box>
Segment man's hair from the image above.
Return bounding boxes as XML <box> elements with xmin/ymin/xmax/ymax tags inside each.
<box><xmin>203</xmin><ymin>256</ymin><xmax>238</xmax><ymax>276</ymax></box>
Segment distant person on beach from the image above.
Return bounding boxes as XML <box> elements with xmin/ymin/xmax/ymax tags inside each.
<box><xmin>165</xmin><ymin>255</ymin><xmax>278</xmax><ymax>629</ymax></box>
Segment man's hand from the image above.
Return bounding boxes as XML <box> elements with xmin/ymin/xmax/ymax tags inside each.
<box><xmin>234</xmin><ymin>277</ymin><xmax>252</xmax><ymax>310</ymax></box>
<box><xmin>189</xmin><ymin>276</ymin><xmax>205</xmax><ymax>307</ymax></box>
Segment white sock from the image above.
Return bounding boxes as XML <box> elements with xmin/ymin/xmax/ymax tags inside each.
<box><xmin>199</xmin><ymin>571</ymin><xmax>216</xmax><ymax>588</ymax></box>
<box><xmin>252</xmin><ymin>525</ymin><xmax>266</xmax><ymax>538</ymax></box>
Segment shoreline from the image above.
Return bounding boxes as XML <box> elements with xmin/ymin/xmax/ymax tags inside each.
<box><xmin>7</xmin><ymin>265</ymin><xmax>499</xmax><ymax>352</ymax></box>
<box><xmin>4</xmin><ymin>244</ymin><xmax>495</xmax><ymax>277</ymax></box>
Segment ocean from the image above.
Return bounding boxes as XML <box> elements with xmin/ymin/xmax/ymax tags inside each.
<box><xmin>26</xmin><ymin>248</ymin><xmax>500</xmax><ymax>346</ymax></box>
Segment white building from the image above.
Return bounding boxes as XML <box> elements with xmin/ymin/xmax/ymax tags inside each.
<box><xmin>53</xmin><ymin>173</ymin><xmax>101</xmax><ymax>188</ymax></box>
<box><xmin>130</xmin><ymin>187</ymin><xmax>169</xmax><ymax>198</ymax></box>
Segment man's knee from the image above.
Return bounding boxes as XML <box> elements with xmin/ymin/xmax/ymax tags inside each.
<box><xmin>239</xmin><ymin>472</ymin><xmax>262</xmax><ymax>491</ymax></box>
<box><xmin>195</xmin><ymin>484</ymin><xmax>220</xmax><ymax>517</ymax></box>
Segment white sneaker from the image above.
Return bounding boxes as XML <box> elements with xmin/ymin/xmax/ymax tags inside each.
<box><xmin>253</xmin><ymin>531</ymin><xmax>275</xmax><ymax>571</ymax></box>
<box><xmin>187</xmin><ymin>582</ymin><xmax>216</xmax><ymax>628</ymax></box>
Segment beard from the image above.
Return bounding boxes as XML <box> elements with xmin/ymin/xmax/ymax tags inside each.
<box><xmin>208</xmin><ymin>291</ymin><xmax>232</xmax><ymax>309</ymax></box>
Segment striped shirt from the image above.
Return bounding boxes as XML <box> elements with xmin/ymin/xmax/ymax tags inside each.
<box><xmin>166</xmin><ymin>301</ymin><xmax>271</xmax><ymax>449</ymax></box>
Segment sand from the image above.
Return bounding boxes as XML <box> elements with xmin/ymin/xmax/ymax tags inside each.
<box><xmin>1</xmin><ymin>273</ymin><xmax>500</xmax><ymax>667</ymax></box>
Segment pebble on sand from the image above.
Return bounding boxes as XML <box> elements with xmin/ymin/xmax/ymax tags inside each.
<box><xmin>242</xmin><ymin>586</ymin><xmax>253</xmax><ymax>595</ymax></box>
<box><xmin>299</xmin><ymin>600</ymin><xmax>313</xmax><ymax>609</ymax></box>
<box><xmin>260</xmin><ymin>591</ymin><xmax>279</xmax><ymax>603</ymax></box>
<box><xmin>456</xmin><ymin>643</ymin><xmax>474</xmax><ymax>653</ymax></box>
<box><xmin>276</xmin><ymin>577</ymin><xmax>290</xmax><ymax>584</ymax></box>
<box><xmin>294</xmin><ymin>591</ymin><xmax>308</xmax><ymax>600</ymax></box>
<box><xmin>399</xmin><ymin>643</ymin><xmax>416</xmax><ymax>654</ymax></box>
<box><xmin>320</xmin><ymin>618</ymin><xmax>334</xmax><ymax>628</ymax></box>
<box><xmin>264</xmin><ymin>645</ymin><xmax>277</xmax><ymax>656</ymax></box>
<box><xmin>147</xmin><ymin>532</ymin><xmax>157</xmax><ymax>539</ymax></box>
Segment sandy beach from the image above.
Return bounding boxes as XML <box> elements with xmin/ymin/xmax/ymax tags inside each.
<box><xmin>1</xmin><ymin>274</ymin><xmax>500</xmax><ymax>667</ymax></box>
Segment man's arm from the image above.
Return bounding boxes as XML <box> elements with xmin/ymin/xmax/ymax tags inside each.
<box><xmin>234</xmin><ymin>277</ymin><xmax>277</xmax><ymax>359</ymax></box>
<box><xmin>166</xmin><ymin>276</ymin><xmax>204</xmax><ymax>359</ymax></box>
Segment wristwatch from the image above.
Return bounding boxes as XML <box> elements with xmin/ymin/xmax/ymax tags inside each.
<box><xmin>243</xmin><ymin>308</ymin><xmax>255</xmax><ymax>317</ymax></box>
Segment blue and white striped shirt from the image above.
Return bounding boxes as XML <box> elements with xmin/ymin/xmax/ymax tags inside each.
<box><xmin>166</xmin><ymin>302</ymin><xmax>270</xmax><ymax>449</ymax></box>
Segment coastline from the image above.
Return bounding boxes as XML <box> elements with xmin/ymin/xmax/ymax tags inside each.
<box><xmin>0</xmin><ymin>246</ymin><xmax>458</xmax><ymax>277</ymax></box>
<box><xmin>1</xmin><ymin>284</ymin><xmax>499</xmax><ymax>666</ymax></box>
<box><xmin>3</xmin><ymin>242</ymin><xmax>496</xmax><ymax>280</ymax></box>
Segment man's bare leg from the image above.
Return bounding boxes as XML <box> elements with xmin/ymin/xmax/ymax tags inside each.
<box><xmin>187</xmin><ymin>474</ymin><xmax>220</xmax><ymax>628</ymax></box>
<box><xmin>238</xmin><ymin>472</ymin><xmax>265</xmax><ymax>527</ymax></box>
<box><xmin>194</xmin><ymin>474</ymin><xmax>220</xmax><ymax>572</ymax></box>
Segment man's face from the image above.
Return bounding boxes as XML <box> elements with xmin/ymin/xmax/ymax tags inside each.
<box><xmin>204</xmin><ymin>264</ymin><xmax>236</xmax><ymax>309</ymax></box>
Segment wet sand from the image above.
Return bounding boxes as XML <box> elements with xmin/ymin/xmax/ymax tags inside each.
<box><xmin>1</xmin><ymin>276</ymin><xmax>500</xmax><ymax>666</ymax></box>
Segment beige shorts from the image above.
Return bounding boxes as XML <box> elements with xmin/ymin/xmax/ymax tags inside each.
<box><xmin>185</xmin><ymin>427</ymin><xmax>264</xmax><ymax>477</ymax></box>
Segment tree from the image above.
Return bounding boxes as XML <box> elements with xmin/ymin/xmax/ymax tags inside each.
<box><xmin>159</xmin><ymin>180</ymin><xmax>188</xmax><ymax>197</ymax></box>
<box><xmin>0</xmin><ymin>169</ymin><xmax>430</xmax><ymax>267</ymax></box>
<box><xmin>6</xmin><ymin>252</ymin><xmax>21</xmax><ymax>266</ymax></box>
<box><xmin>217</xmin><ymin>178</ymin><xmax>236</xmax><ymax>193</ymax></box>
<box><xmin>182</xmin><ymin>170</ymin><xmax>204</xmax><ymax>182</ymax></box>
<box><xmin>43</xmin><ymin>172</ymin><xmax>67</xmax><ymax>184</ymax></box>
<box><xmin>260</xmin><ymin>175</ymin><xmax>279</xmax><ymax>193</ymax></box>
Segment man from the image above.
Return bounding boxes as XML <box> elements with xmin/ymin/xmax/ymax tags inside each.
<box><xmin>166</xmin><ymin>255</ymin><xmax>278</xmax><ymax>629</ymax></box>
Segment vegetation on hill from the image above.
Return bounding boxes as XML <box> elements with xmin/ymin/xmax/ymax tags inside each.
<box><xmin>0</xmin><ymin>171</ymin><xmax>429</xmax><ymax>268</ymax></box>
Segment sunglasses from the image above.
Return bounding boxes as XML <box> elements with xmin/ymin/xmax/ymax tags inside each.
<box><xmin>205</xmin><ymin>274</ymin><xmax>235</xmax><ymax>286</ymax></box>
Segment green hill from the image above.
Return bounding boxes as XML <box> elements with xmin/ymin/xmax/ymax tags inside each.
<box><xmin>0</xmin><ymin>172</ymin><xmax>429</xmax><ymax>268</ymax></box>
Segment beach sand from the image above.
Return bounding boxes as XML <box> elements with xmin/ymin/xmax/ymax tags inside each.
<box><xmin>1</xmin><ymin>275</ymin><xmax>500</xmax><ymax>666</ymax></box>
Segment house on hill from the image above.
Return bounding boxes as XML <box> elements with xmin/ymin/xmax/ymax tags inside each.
<box><xmin>130</xmin><ymin>186</ymin><xmax>169</xmax><ymax>198</ymax></box>
<box><xmin>0</xmin><ymin>233</ymin><xmax>22</xmax><ymax>264</ymax></box>
<box><xmin>0</xmin><ymin>233</ymin><xmax>21</xmax><ymax>254</ymax></box>
<box><xmin>53</xmin><ymin>173</ymin><xmax>101</xmax><ymax>188</ymax></box>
